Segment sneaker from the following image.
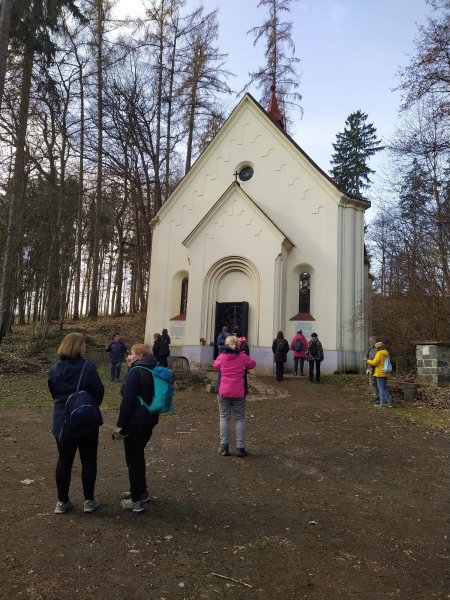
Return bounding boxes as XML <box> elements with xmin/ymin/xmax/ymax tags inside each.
<box><xmin>218</xmin><ymin>443</ymin><xmax>229</xmax><ymax>456</ymax></box>
<box><xmin>386</xmin><ymin>404</ymin><xmax>393</xmax><ymax>408</ymax></box>
<box><xmin>236</xmin><ymin>448</ymin><xmax>249</xmax><ymax>458</ymax></box>
<box><xmin>54</xmin><ymin>500</ymin><xmax>74</xmax><ymax>514</ymax></box>
<box><xmin>121</xmin><ymin>498</ymin><xmax>145</xmax><ymax>513</ymax></box>
<box><xmin>122</xmin><ymin>491</ymin><xmax>150</xmax><ymax>503</ymax></box>
<box><xmin>83</xmin><ymin>498</ymin><xmax>100</xmax><ymax>513</ymax></box>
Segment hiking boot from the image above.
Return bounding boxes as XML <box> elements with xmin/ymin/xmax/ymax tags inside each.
<box><xmin>121</xmin><ymin>498</ymin><xmax>145</xmax><ymax>513</ymax></box>
<box><xmin>236</xmin><ymin>447</ymin><xmax>249</xmax><ymax>458</ymax></box>
<box><xmin>122</xmin><ymin>491</ymin><xmax>150</xmax><ymax>503</ymax></box>
<box><xmin>54</xmin><ymin>500</ymin><xmax>73</xmax><ymax>514</ymax></box>
<box><xmin>218</xmin><ymin>443</ymin><xmax>229</xmax><ymax>456</ymax></box>
<box><xmin>83</xmin><ymin>498</ymin><xmax>100</xmax><ymax>513</ymax></box>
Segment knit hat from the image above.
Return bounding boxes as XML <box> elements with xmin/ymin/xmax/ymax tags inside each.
<box><xmin>297</xmin><ymin>328</ymin><xmax>302</xmax><ymax>333</ymax></box>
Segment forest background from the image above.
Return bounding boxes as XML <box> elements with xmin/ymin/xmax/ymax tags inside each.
<box><xmin>0</xmin><ymin>0</ymin><xmax>449</xmax><ymax>366</ymax></box>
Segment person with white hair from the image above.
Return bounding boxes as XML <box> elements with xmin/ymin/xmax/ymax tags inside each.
<box><xmin>213</xmin><ymin>335</ymin><xmax>256</xmax><ymax>457</ymax></box>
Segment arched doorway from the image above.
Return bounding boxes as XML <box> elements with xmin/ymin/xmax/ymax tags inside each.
<box><xmin>202</xmin><ymin>256</ymin><xmax>260</xmax><ymax>354</ymax></box>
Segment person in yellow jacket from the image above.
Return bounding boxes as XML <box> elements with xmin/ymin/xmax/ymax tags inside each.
<box><xmin>365</xmin><ymin>341</ymin><xmax>392</xmax><ymax>407</ymax></box>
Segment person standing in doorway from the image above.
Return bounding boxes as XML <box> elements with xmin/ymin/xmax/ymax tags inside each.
<box><xmin>217</xmin><ymin>325</ymin><xmax>230</xmax><ymax>354</ymax></box>
<box><xmin>106</xmin><ymin>333</ymin><xmax>128</xmax><ymax>382</ymax></box>
<box><xmin>306</xmin><ymin>332</ymin><xmax>324</xmax><ymax>383</ymax></box>
<box><xmin>272</xmin><ymin>331</ymin><xmax>290</xmax><ymax>381</ymax></box>
<box><xmin>365</xmin><ymin>336</ymin><xmax>379</xmax><ymax>402</ymax></box>
<box><xmin>232</xmin><ymin>325</ymin><xmax>250</xmax><ymax>355</ymax></box>
<box><xmin>290</xmin><ymin>328</ymin><xmax>308</xmax><ymax>376</ymax></box>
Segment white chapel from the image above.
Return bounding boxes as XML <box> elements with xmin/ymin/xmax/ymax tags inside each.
<box><xmin>145</xmin><ymin>93</ymin><xmax>371</xmax><ymax>374</ymax></box>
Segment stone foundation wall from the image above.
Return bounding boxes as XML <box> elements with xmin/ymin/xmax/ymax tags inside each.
<box><xmin>416</xmin><ymin>343</ymin><xmax>450</xmax><ymax>386</ymax></box>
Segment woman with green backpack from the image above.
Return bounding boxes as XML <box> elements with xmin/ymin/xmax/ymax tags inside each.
<box><xmin>114</xmin><ymin>343</ymin><xmax>160</xmax><ymax>513</ymax></box>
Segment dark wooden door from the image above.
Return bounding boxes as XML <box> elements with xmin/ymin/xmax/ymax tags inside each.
<box><xmin>214</xmin><ymin>301</ymin><xmax>249</xmax><ymax>357</ymax></box>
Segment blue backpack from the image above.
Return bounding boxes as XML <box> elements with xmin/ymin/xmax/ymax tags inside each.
<box><xmin>59</xmin><ymin>361</ymin><xmax>103</xmax><ymax>442</ymax></box>
<box><xmin>293</xmin><ymin>338</ymin><xmax>303</xmax><ymax>352</ymax></box>
<box><xmin>133</xmin><ymin>365</ymin><xmax>174</xmax><ymax>414</ymax></box>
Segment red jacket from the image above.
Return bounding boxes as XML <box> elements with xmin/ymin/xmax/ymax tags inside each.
<box><xmin>213</xmin><ymin>351</ymin><xmax>256</xmax><ymax>398</ymax></box>
<box><xmin>290</xmin><ymin>333</ymin><xmax>307</xmax><ymax>358</ymax></box>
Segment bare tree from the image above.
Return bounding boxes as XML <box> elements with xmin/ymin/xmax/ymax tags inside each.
<box><xmin>246</xmin><ymin>0</ymin><xmax>302</xmax><ymax>127</ymax></box>
<box><xmin>0</xmin><ymin>0</ymin><xmax>13</xmax><ymax>110</ymax></box>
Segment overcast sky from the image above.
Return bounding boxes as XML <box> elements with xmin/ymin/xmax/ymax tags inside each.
<box><xmin>114</xmin><ymin>0</ymin><xmax>431</xmax><ymax>185</ymax></box>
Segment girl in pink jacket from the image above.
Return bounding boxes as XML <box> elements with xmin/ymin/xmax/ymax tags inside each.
<box><xmin>213</xmin><ymin>336</ymin><xmax>256</xmax><ymax>457</ymax></box>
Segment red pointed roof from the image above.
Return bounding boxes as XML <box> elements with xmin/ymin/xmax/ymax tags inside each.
<box><xmin>267</xmin><ymin>85</ymin><xmax>284</xmax><ymax>129</ymax></box>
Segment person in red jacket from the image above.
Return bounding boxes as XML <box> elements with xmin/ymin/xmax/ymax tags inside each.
<box><xmin>213</xmin><ymin>336</ymin><xmax>256</xmax><ymax>457</ymax></box>
<box><xmin>290</xmin><ymin>328</ymin><xmax>308</xmax><ymax>376</ymax></box>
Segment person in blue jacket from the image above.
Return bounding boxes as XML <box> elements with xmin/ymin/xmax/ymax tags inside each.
<box><xmin>113</xmin><ymin>343</ymin><xmax>160</xmax><ymax>513</ymax></box>
<box><xmin>106</xmin><ymin>332</ymin><xmax>128</xmax><ymax>382</ymax></box>
<box><xmin>48</xmin><ymin>332</ymin><xmax>104</xmax><ymax>515</ymax></box>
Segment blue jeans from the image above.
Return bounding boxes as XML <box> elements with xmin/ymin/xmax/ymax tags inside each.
<box><xmin>110</xmin><ymin>362</ymin><xmax>122</xmax><ymax>381</ymax></box>
<box><xmin>375</xmin><ymin>377</ymin><xmax>391</xmax><ymax>406</ymax></box>
<box><xmin>217</xmin><ymin>396</ymin><xmax>246</xmax><ymax>448</ymax></box>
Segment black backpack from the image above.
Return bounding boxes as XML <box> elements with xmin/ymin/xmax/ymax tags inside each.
<box><xmin>309</xmin><ymin>340</ymin><xmax>319</xmax><ymax>357</ymax></box>
<box><xmin>59</xmin><ymin>362</ymin><xmax>103</xmax><ymax>442</ymax></box>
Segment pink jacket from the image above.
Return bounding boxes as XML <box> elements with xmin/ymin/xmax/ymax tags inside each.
<box><xmin>213</xmin><ymin>352</ymin><xmax>256</xmax><ymax>398</ymax></box>
<box><xmin>290</xmin><ymin>333</ymin><xmax>307</xmax><ymax>358</ymax></box>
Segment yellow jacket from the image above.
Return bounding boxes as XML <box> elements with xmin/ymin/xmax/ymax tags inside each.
<box><xmin>367</xmin><ymin>348</ymin><xmax>390</xmax><ymax>377</ymax></box>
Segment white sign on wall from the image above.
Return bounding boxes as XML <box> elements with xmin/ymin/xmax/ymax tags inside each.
<box><xmin>170</xmin><ymin>322</ymin><xmax>185</xmax><ymax>339</ymax></box>
<box><xmin>294</xmin><ymin>322</ymin><xmax>314</xmax><ymax>339</ymax></box>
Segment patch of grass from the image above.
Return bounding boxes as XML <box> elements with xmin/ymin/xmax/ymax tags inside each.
<box><xmin>2</xmin><ymin>370</ymin><xmax>123</xmax><ymax>411</ymax></box>
<box><xmin>392</xmin><ymin>406</ymin><xmax>450</xmax><ymax>430</ymax></box>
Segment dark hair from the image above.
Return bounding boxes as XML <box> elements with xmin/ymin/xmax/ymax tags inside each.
<box><xmin>311</xmin><ymin>332</ymin><xmax>318</xmax><ymax>338</ymax></box>
<box><xmin>277</xmin><ymin>330</ymin><xmax>284</xmax><ymax>339</ymax></box>
<box><xmin>113</xmin><ymin>332</ymin><xmax>120</xmax><ymax>337</ymax></box>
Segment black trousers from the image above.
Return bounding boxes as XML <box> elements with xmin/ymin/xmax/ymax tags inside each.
<box><xmin>275</xmin><ymin>361</ymin><xmax>285</xmax><ymax>381</ymax></box>
<box><xmin>55</xmin><ymin>429</ymin><xmax>99</xmax><ymax>502</ymax></box>
<box><xmin>308</xmin><ymin>359</ymin><xmax>321</xmax><ymax>382</ymax></box>
<box><xmin>124</xmin><ymin>424</ymin><xmax>157</xmax><ymax>502</ymax></box>
<box><xmin>293</xmin><ymin>357</ymin><xmax>305</xmax><ymax>374</ymax></box>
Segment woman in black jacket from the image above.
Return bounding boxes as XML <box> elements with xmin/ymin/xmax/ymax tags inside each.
<box><xmin>272</xmin><ymin>330</ymin><xmax>290</xmax><ymax>381</ymax></box>
<box><xmin>48</xmin><ymin>332</ymin><xmax>104</xmax><ymax>514</ymax></box>
<box><xmin>114</xmin><ymin>343</ymin><xmax>159</xmax><ymax>513</ymax></box>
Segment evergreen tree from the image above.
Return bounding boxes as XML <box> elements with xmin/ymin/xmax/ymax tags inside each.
<box><xmin>330</xmin><ymin>110</ymin><xmax>384</xmax><ymax>197</ymax></box>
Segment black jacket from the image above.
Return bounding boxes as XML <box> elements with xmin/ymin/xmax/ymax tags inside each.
<box><xmin>48</xmin><ymin>358</ymin><xmax>104</xmax><ymax>437</ymax></box>
<box><xmin>117</xmin><ymin>356</ymin><xmax>160</xmax><ymax>430</ymax></box>
<box><xmin>272</xmin><ymin>337</ymin><xmax>290</xmax><ymax>362</ymax></box>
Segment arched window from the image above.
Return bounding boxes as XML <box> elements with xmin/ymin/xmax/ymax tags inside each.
<box><xmin>180</xmin><ymin>278</ymin><xmax>188</xmax><ymax>315</ymax></box>
<box><xmin>298</xmin><ymin>272</ymin><xmax>310</xmax><ymax>313</ymax></box>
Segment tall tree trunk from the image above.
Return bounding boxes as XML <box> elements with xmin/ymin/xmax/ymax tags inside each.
<box><xmin>0</xmin><ymin>13</ymin><xmax>37</xmax><ymax>341</ymax></box>
<box><xmin>88</xmin><ymin>0</ymin><xmax>104</xmax><ymax>317</ymax></box>
<box><xmin>73</xmin><ymin>63</ymin><xmax>85</xmax><ymax>320</ymax></box>
<box><xmin>0</xmin><ymin>0</ymin><xmax>13</xmax><ymax>111</ymax></box>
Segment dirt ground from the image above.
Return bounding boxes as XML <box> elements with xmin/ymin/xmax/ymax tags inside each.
<box><xmin>0</xmin><ymin>373</ymin><xmax>449</xmax><ymax>600</ymax></box>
